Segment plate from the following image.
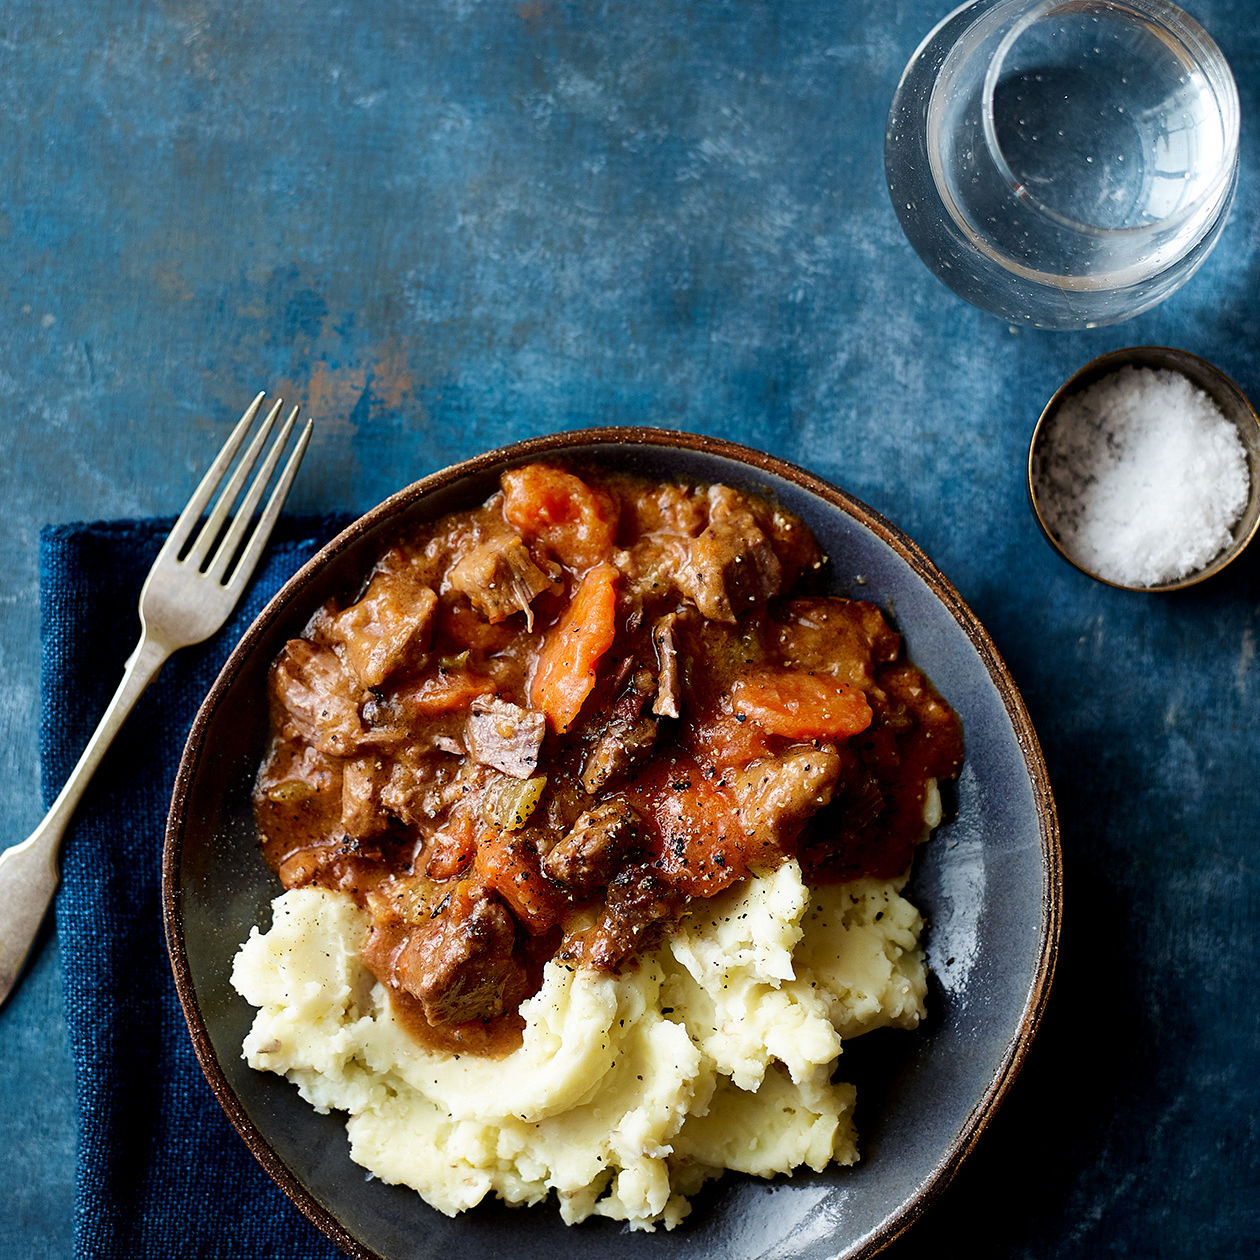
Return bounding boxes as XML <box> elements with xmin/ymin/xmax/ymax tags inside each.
<box><xmin>163</xmin><ymin>428</ymin><xmax>1060</xmax><ymax>1260</ymax></box>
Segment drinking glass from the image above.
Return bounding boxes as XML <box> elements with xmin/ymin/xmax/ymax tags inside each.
<box><xmin>885</xmin><ymin>0</ymin><xmax>1239</xmax><ymax>329</ymax></box>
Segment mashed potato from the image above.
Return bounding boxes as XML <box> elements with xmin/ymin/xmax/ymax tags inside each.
<box><xmin>232</xmin><ymin>858</ymin><xmax>929</xmax><ymax>1230</ymax></box>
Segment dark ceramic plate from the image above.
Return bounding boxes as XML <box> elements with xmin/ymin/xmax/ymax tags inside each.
<box><xmin>164</xmin><ymin>429</ymin><xmax>1060</xmax><ymax>1260</ymax></box>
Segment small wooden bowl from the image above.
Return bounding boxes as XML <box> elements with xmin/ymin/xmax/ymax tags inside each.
<box><xmin>1027</xmin><ymin>346</ymin><xmax>1260</xmax><ymax>591</ymax></box>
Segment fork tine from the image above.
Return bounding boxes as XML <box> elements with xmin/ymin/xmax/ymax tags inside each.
<box><xmin>222</xmin><ymin>417</ymin><xmax>314</xmax><ymax>592</ymax></box>
<box><xmin>184</xmin><ymin>396</ymin><xmax>285</xmax><ymax>570</ymax></box>
<box><xmin>206</xmin><ymin>406</ymin><xmax>299</xmax><ymax>582</ymax></box>
<box><xmin>158</xmin><ymin>392</ymin><xmax>266</xmax><ymax>563</ymax></box>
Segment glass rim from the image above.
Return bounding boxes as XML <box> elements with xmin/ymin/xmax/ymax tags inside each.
<box><xmin>978</xmin><ymin>0</ymin><xmax>1240</xmax><ymax>242</ymax></box>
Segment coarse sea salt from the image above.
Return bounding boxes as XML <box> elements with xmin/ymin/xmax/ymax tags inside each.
<box><xmin>1033</xmin><ymin>365</ymin><xmax>1251</xmax><ymax>588</ymax></box>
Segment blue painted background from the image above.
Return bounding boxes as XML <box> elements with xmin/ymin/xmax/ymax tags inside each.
<box><xmin>1</xmin><ymin>1</ymin><xmax>1257</xmax><ymax>1255</ymax></box>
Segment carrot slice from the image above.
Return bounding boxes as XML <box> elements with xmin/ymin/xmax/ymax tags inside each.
<box><xmin>400</xmin><ymin>669</ymin><xmax>497</xmax><ymax>717</ymax></box>
<box><xmin>528</xmin><ymin>563</ymin><xmax>618</xmax><ymax>733</ymax></box>
<box><xmin>501</xmin><ymin>464</ymin><xmax>619</xmax><ymax>571</ymax></box>
<box><xmin>729</xmin><ymin>667</ymin><xmax>872</xmax><ymax>740</ymax></box>
<box><xmin>627</xmin><ymin>755</ymin><xmax>759</xmax><ymax>899</ymax></box>
<box><xmin>424</xmin><ymin>813</ymin><xmax>477</xmax><ymax>879</ymax></box>
<box><xmin>437</xmin><ymin>599</ymin><xmax>519</xmax><ymax>652</ymax></box>
<box><xmin>473</xmin><ymin>826</ymin><xmax>559</xmax><ymax>934</ymax></box>
<box><xmin>685</xmin><ymin>709</ymin><xmax>777</xmax><ymax>770</ymax></box>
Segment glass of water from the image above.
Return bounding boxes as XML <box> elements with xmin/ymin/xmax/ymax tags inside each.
<box><xmin>885</xmin><ymin>0</ymin><xmax>1239</xmax><ymax>329</ymax></box>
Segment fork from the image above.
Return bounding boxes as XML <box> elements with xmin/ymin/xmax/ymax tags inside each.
<box><xmin>0</xmin><ymin>394</ymin><xmax>313</xmax><ymax>1008</ymax></box>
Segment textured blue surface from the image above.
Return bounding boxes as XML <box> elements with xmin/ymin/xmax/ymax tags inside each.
<box><xmin>0</xmin><ymin>1</ymin><xmax>1257</xmax><ymax>1256</ymax></box>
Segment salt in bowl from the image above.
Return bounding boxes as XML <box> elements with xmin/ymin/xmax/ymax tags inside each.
<box><xmin>1027</xmin><ymin>346</ymin><xmax>1260</xmax><ymax>592</ymax></box>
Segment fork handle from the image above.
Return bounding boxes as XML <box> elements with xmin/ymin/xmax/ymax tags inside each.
<box><xmin>0</xmin><ymin>633</ymin><xmax>171</xmax><ymax>1007</ymax></box>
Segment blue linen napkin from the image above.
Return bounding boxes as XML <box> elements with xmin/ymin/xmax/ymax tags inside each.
<box><xmin>41</xmin><ymin>516</ymin><xmax>354</xmax><ymax>1259</ymax></box>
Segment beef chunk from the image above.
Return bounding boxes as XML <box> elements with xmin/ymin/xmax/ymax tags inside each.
<box><xmin>340</xmin><ymin>754</ymin><xmax>391</xmax><ymax>837</ymax></box>
<box><xmin>650</xmin><ymin>613</ymin><xmax>681</xmax><ymax>718</ymax></box>
<box><xmin>617</xmin><ymin>534</ymin><xmax>692</xmax><ymax>603</ymax></box>
<box><xmin>774</xmin><ymin>598</ymin><xmax>901</xmax><ymax>691</ymax></box>
<box><xmin>542</xmin><ymin>798</ymin><xmax>640</xmax><ymax>893</ymax></box>
<box><xmin>725</xmin><ymin>745</ymin><xmax>843</xmax><ymax>847</ymax></box>
<box><xmin>255</xmin><ymin>739</ymin><xmax>344</xmax><ymax>867</ymax></box>
<box><xmin>613</xmin><ymin>477</ymin><xmax>709</xmax><ymax>541</ymax></box>
<box><xmin>678</xmin><ymin>486</ymin><xmax>783</xmax><ymax>622</ymax></box>
<box><xmin>755</xmin><ymin>500</ymin><xmax>824</xmax><ymax>588</ymax></box>
<box><xmin>878</xmin><ymin>661</ymin><xmax>965</xmax><ymax>781</ymax></box>
<box><xmin>580</xmin><ymin>718</ymin><xmax>658</xmax><ymax>795</ymax></box>
<box><xmin>578</xmin><ymin>667</ymin><xmax>659</xmax><ymax>794</ymax></box>
<box><xmin>464</xmin><ymin>695</ymin><xmax>547</xmax><ymax>779</ymax></box>
<box><xmin>393</xmin><ymin>885</ymin><xmax>522</xmax><ymax>1026</ymax></box>
<box><xmin>585</xmin><ymin>866</ymin><xmax>677</xmax><ymax>971</ymax></box>
<box><xmin>381</xmin><ymin>753</ymin><xmax>483</xmax><ymax>827</ymax></box>
<box><xmin>269</xmin><ymin>639</ymin><xmax>365</xmax><ymax>757</ymax></box>
<box><xmin>328</xmin><ymin>569</ymin><xmax>438</xmax><ymax>689</ymax></box>
<box><xmin>447</xmin><ymin>534</ymin><xmax>560</xmax><ymax>628</ymax></box>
